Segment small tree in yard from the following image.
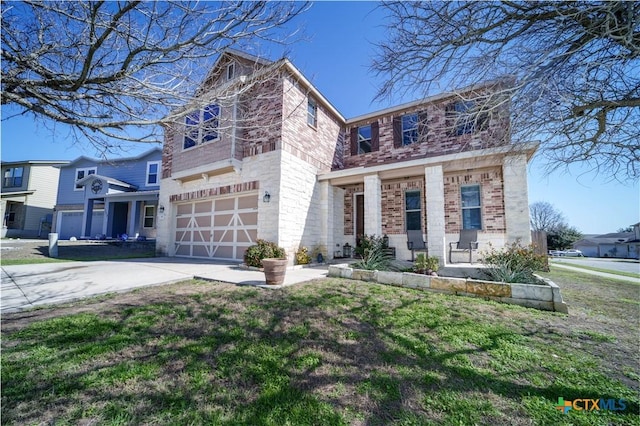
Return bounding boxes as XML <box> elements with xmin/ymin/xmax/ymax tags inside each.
<box><xmin>548</xmin><ymin>226</ymin><xmax>583</xmax><ymax>251</ymax></box>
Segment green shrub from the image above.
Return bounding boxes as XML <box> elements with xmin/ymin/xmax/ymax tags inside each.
<box><xmin>244</xmin><ymin>240</ymin><xmax>286</xmax><ymax>268</ymax></box>
<box><xmin>413</xmin><ymin>253</ymin><xmax>439</xmax><ymax>274</ymax></box>
<box><xmin>481</xmin><ymin>242</ymin><xmax>547</xmax><ymax>283</ymax></box>
<box><xmin>295</xmin><ymin>246</ymin><xmax>312</xmax><ymax>265</ymax></box>
<box><xmin>352</xmin><ymin>235</ymin><xmax>397</xmax><ymax>271</ymax></box>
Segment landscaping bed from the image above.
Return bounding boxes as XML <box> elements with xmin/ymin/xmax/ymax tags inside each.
<box><xmin>328</xmin><ymin>264</ymin><xmax>569</xmax><ymax>313</ymax></box>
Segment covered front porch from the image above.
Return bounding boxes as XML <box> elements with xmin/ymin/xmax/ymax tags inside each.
<box><xmin>75</xmin><ymin>174</ymin><xmax>159</xmax><ymax>240</ymax></box>
<box><xmin>317</xmin><ymin>144</ymin><xmax>536</xmax><ymax>266</ymax></box>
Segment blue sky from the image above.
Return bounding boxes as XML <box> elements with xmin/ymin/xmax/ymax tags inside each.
<box><xmin>1</xmin><ymin>2</ymin><xmax>638</xmax><ymax>234</ymax></box>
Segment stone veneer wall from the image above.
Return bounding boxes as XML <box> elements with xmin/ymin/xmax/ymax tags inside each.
<box><xmin>328</xmin><ymin>264</ymin><xmax>569</xmax><ymax>313</ymax></box>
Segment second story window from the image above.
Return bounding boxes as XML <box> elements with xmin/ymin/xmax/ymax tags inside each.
<box><xmin>226</xmin><ymin>62</ymin><xmax>235</xmax><ymax>80</ymax></box>
<box><xmin>307</xmin><ymin>97</ymin><xmax>317</xmax><ymax>127</ymax></box>
<box><xmin>350</xmin><ymin>121</ymin><xmax>379</xmax><ymax>155</ymax></box>
<box><xmin>146</xmin><ymin>161</ymin><xmax>160</xmax><ymax>185</ymax></box>
<box><xmin>358</xmin><ymin>125</ymin><xmax>372</xmax><ymax>154</ymax></box>
<box><xmin>3</xmin><ymin>167</ymin><xmax>23</xmax><ymax>188</ymax></box>
<box><xmin>402</xmin><ymin>113</ymin><xmax>419</xmax><ymax>145</ymax></box>
<box><xmin>448</xmin><ymin>101</ymin><xmax>488</xmax><ymax>135</ymax></box>
<box><xmin>75</xmin><ymin>167</ymin><xmax>96</xmax><ymax>190</ymax></box>
<box><xmin>184</xmin><ymin>104</ymin><xmax>220</xmax><ymax>150</ymax></box>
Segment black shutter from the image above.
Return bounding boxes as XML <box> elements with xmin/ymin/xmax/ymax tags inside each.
<box><xmin>393</xmin><ymin>116</ymin><xmax>402</xmax><ymax>147</ymax></box>
<box><xmin>350</xmin><ymin>127</ymin><xmax>358</xmax><ymax>156</ymax></box>
<box><xmin>371</xmin><ymin>121</ymin><xmax>379</xmax><ymax>151</ymax></box>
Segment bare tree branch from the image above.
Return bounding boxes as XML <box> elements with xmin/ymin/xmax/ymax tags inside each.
<box><xmin>373</xmin><ymin>1</ymin><xmax>640</xmax><ymax>182</ymax></box>
<box><xmin>1</xmin><ymin>1</ymin><xmax>308</xmax><ymax>154</ymax></box>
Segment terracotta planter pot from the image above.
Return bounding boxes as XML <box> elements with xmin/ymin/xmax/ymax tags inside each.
<box><xmin>261</xmin><ymin>258</ymin><xmax>288</xmax><ymax>285</ymax></box>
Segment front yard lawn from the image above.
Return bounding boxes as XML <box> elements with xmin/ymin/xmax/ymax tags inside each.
<box><xmin>2</xmin><ymin>269</ymin><xmax>638</xmax><ymax>425</ymax></box>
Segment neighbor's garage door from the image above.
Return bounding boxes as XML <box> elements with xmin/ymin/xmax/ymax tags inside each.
<box><xmin>174</xmin><ymin>194</ymin><xmax>258</xmax><ymax>260</ymax></box>
<box><xmin>59</xmin><ymin>211</ymin><xmax>104</xmax><ymax>240</ymax></box>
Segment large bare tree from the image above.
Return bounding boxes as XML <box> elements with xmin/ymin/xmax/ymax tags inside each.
<box><xmin>1</xmin><ymin>1</ymin><xmax>307</xmax><ymax>154</ymax></box>
<box><xmin>374</xmin><ymin>1</ymin><xmax>640</xmax><ymax>182</ymax></box>
<box><xmin>529</xmin><ymin>201</ymin><xmax>566</xmax><ymax>232</ymax></box>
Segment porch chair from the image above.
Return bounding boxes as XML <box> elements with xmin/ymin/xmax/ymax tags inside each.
<box><xmin>406</xmin><ymin>230</ymin><xmax>427</xmax><ymax>261</ymax></box>
<box><xmin>449</xmin><ymin>229</ymin><xmax>479</xmax><ymax>264</ymax></box>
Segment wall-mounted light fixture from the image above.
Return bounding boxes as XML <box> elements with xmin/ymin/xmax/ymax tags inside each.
<box><xmin>158</xmin><ymin>205</ymin><xmax>165</xmax><ymax>214</ymax></box>
<box><xmin>263</xmin><ymin>191</ymin><xmax>271</xmax><ymax>203</ymax></box>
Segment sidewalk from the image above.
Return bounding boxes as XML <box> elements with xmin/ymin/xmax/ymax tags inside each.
<box><xmin>1</xmin><ymin>257</ymin><xmax>329</xmax><ymax>314</ymax></box>
<box><xmin>550</xmin><ymin>263</ymin><xmax>640</xmax><ymax>284</ymax></box>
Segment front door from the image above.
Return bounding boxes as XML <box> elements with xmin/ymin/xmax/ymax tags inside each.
<box><xmin>112</xmin><ymin>202</ymin><xmax>129</xmax><ymax>238</ymax></box>
<box><xmin>355</xmin><ymin>193</ymin><xmax>364</xmax><ymax>248</ymax></box>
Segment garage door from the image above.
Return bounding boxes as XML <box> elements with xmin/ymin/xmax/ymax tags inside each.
<box><xmin>174</xmin><ymin>194</ymin><xmax>258</xmax><ymax>260</ymax></box>
<box><xmin>59</xmin><ymin>211</ymin><xmax>104</xmax><ymax>240</ymax></box>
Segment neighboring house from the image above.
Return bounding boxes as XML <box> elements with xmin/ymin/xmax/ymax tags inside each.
<box><xmin>157</xmin><ymin>50</ymin><xmax>536</xmax><ymax>264</ymax></box>
<box><xmin>574</xmin><ymin>224</ymin><xmax>640</xmax><ymax>259</ymax></box>
<box><xmin>1</xmin><ymin>160</ymin><xmax>69</xmax><ymax>238</ymax></box>
<box><xmin>53</xmin><ymin>148</ymin><xmax>162</xmax><ymax>240</ymax></box>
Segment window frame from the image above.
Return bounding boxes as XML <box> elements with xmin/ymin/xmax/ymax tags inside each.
<box><xmin>145</xmin><ymin>161</ymin><xmax>161</xmax><ymax>186</ymax></box>
<box><xmin>183</xmin><ymin>104</ymin><xmax>221</xmax><ymax>150</ymax></box>
<box><xmin>3</xmin><ymin>167</ymin><xmax>24</xmax><ymax>188</ymax></box>
<box><xmin>401</xmin><ymin>113</ymin><xmax>419</xmax><ymax>145</ymax></box>
<box><xmin>357</xmin><ymin>124</ymin><xmax>372</xmax><ymax>154</ymax></box>
<box><xmin>307</xmin><ymin>97</ymin><xmax>318</xmax><ymax>128</ymax></box>
<box><xmin>143</xmin><ymin>205</ymin><xmax>155</xmax><ymax>228</ymax></box>
<box><xmin>460</xmin><ymin>184</ymin><xmax>482</xmax><ymax>230</ymax></box>
<box><xmin>405</xmin><ymin>190</ymin><xmax>422</xmax><ymax>231</ymax></box>
<box><xmin>74</xmin><ymin>167</ymin><xmax>97</xmax><ymax>190</ymax></box>
<box><xmin>226</xmin><ymin>62</ymin><xmax>235</xmax><ymax>81</ymax></box>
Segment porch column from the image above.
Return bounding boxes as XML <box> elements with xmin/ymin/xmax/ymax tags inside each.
<box><xmin>503</xmin><ymin>154</ymin><xmax>531</xmax><ymax>244</ymax></box>
<box><xmin>319</xmin><ymin>180</ymin><xmax>335</xmax><ymax>259</ymax></box>
<box><xmin>104</xmin><ymin>200</ymin><xmax>112</xmax><ymax>238</ymax></box>
<box><xmin>363</xmin><ymin>174</ymin><xmax>382</xmax><ymax>236</ymax></box>
<box><xmin>82</xmin><ymin>198</ymin><xmax>94</xmax><ymax>239</ymax></box>
<box><xmin>128</xmin><ymin>201</ymin><xmax>139</xmax><ymax>237</ymax></box>
<box><xmin>425</xmin><ymin>165</ymin><xmax>446</xmax><ymax>264</ymax></box>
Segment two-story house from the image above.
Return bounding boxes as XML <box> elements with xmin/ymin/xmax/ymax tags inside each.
<box><xmin>157</xmin><ymin>50</ymin><xmax>536</xmax><ymax>265</ymax></box>
<box><xmin>53</xmin><ymin>148</ymin><xmax>162</xmax><ymax>240</ymax></box>
<box><xmin>1</xmin><ymin>160</ymin><xmax>69</xmax><ymax>238</ymax></box>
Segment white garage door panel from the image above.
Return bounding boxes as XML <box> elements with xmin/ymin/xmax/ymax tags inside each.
<box><xmin>174</xmin><ymin>194</ymin><xmax>258</xmax><ymax>260</ymax></box>
<box><xmin>59</xmin><ymin>211</ymin><xmax>104</xmax><ymax>239</ymax></box>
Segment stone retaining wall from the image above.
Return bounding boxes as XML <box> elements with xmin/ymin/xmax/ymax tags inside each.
<box><xmin>328</xmin><ymin>264</ymin><xmax>568</xmax><ymax>313</ymax></box>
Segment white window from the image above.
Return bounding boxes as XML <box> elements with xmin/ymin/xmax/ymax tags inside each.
<box><xmin>146</xmin><ymin>161</ymin><xmax>160</xmax><ymax>186</ymax></box>
<box><xmin>3</xmin><ymin>167</ymin><xmax>24</xmax><ymax>188</ymax></box>
<box><xmin>183</xmin><ymin>104</ymin><xmax>220</xmax><ymax>150</ymax></box>
<box><xmin>402</xmin><ymin>113</ymin><xmax>419</xmax><ymax>145</ymax></box>
<box><xmin>143</xmin><ymin>205</ymin><xmax>155</xmax><ymax>228</ymax></box>
<box><xmin>75</xmin><ymin>167</ymin><xmax>96</xmax><ymax>190</ymax></box>
<box><xmin>307</xmin><ymin>97</ymin><xmax>317</xmax><ymax>127</ymax></box>
<box><xmin>461</xmin><ymin>185</ymin><xmax>482</xmax><ymax>230</ymax></box>
<box><xmin>226</xmin><ymin>62</ymin><xmax>235</xmax><ymax>80</ymax></box>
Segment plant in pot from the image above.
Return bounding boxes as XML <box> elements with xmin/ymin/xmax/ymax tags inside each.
<box><xmin>244</xmin><ymin>239</ymin><xmax>287</xmax><ymax>285</ymax></box>
<box><xmin>413</xmin><ymin>253</ymin><xmax>439</xmax><ymax>276</ymax></box>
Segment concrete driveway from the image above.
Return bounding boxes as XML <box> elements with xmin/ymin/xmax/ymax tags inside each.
<box><xmin>1</xmin><ymin>257</ymin><xmax>328</xmax><ymax>314</ymax></box>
